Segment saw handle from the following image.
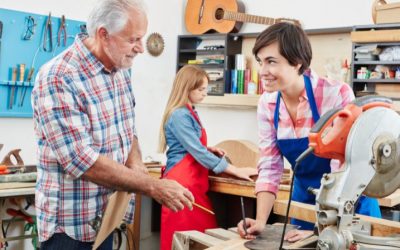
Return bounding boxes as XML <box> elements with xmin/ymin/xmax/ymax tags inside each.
<box><xmin>309</xmin><ymin>108</ymin><xmax>356</xmax><ymax>162</ymax></box>
<box><xmin>310</xmin><ymin>108</ymin><xmax>341</xmax><ymax>134</ymax></box>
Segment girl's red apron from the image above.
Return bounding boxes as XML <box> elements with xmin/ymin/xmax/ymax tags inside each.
<box><xmin>160</xmin><ymin>104</ymin><xmax>217</xmax><ymax>250</ymax></box>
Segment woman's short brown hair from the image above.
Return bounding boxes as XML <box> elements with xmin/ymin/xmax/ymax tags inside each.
<box><xmin>253</xmin><ymin>22</ymin><xmax>312</xmax><ymax>75</ymax></box>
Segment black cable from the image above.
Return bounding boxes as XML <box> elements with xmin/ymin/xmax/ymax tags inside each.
<box><xmin>122</xmin><ymin>231</ymin><xmax>130</xmax><ymax>250</ymax></box>
<box><xmin>278</xmin><ymin>147</ymin><xmax>314</xmax><ymax>250</ymax></box>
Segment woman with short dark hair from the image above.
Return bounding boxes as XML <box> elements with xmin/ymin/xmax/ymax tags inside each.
<box><xmin>237</xmin><ymin>22</ymin><xmax>381</xmax><ymax>242</ymax></box>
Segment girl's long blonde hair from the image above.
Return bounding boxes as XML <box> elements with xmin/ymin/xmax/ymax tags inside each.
<box><xmin>158</xmin><ymin>65</ymin><xmax>209</xmax><ymax>152</ymax></box>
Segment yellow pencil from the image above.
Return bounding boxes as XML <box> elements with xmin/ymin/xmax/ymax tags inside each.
<box><xmin>192</xmin><ymin>202</ymin><xmax>215</xmax><ymax>215</ymax></box>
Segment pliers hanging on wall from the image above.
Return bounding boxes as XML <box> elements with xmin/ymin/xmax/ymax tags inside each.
<box><xmin>43</xmin><ymin>12</ymin><xmax>53</xmax><ymax>52</ymax></box>
<box><xmin>57</xmin><ymin>15</ymin><xmax>67</xmax><ymax>47</ymax></box>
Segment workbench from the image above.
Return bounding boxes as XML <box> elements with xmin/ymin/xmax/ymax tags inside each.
<box><xmin>147</xmin><ymin>167</ymin><xmax>400</xmax><ymax>207</ymax></box>
<box><xmin>0</xmin><ymin>182</ymin><xmax>36</xmax><ymax>246</ymax></box>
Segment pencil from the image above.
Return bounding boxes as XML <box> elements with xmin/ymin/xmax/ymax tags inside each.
<box><xmin>192</xmin><ymin>202</ymin><xmax>215</xmax><ymax>215</ymax></box>
<box><xmin>240</xmin><ymin>196</ymin><xmax>248</xmax><ymax>235</ymax></box>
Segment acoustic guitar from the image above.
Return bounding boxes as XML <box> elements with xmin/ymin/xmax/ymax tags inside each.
<box><xmin>185</xmin><ymin>0</ymin><xmax>301</xmax><ymax>35</ymax></box>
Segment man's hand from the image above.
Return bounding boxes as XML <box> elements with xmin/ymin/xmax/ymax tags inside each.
<box><xmin>127</xmin><ymin>163</ymin><xmax>148</xmax><ymax>174</ymax></box>
<box><xmin>208</xmin><ymin>146</ymin><xmax>226</xmax><ymax>157</ymax></box>
<box><xmin>237</xmin><ymin>218</ymin><xmax>265</xmax><ymax>239</ymax></box>
<box><xmin>284</xmin><ymin>229</ymin><xmax>314</xmax><ymax>243</ymax></box>
<box><xmin>151</xmin><ymin>179</ymin><xmax>194</xmax><ymax>212</ymax></box>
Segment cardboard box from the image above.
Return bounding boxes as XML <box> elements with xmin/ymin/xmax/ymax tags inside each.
<box><xmin>373</xmin><ymin>1</ymin><xmax>400</xmax><ymax>24</ymax></box>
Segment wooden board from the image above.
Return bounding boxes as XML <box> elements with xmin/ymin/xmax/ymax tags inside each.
<box><xmin>273</xmin><ymin>200</ymin><xmax>400</xmax><ymax>237</ymax></box>
<box><xmin>351</xmin><ymin>30</ymin><xmax>400</xmax><ymax>43</ymax></box>
<box><xmin>172</xmin><ymin>226</ymin><xmax>316</xmax><ymax>250</ymax></box>
<box><xmin>0</xmin><ymin>182</ymin><xmax>35</xmax><ymax>189</ymax></box>
<box><xmin>214</xmin><ymin>140</ymin><xmax>259</xmax><ymax>168</ymax></box>
<box><xmin>379</xmin><ymin>189</ymin><xmax>400</xmax><ymax>207</ymax></box>
<box><xmin>92</xmin><ymin>191</ymin><xmax>131</xmax><ymax>249</ymax></box>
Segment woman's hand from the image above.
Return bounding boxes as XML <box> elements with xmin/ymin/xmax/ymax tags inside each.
<box><xmin>234</xmin><ymin>167</ymin><xmax>258</xmax><ymax>181</ymax></box>
<box><xmin>237</xmin><ymin>218</ymin><xmax>265</xmax><ymax>239</ymax></box>
<box><xmin>284</xmin><ymin>229</ymin><xmax>314</xmax><ymax>243</ymax></box>
<box><xmin>208</xmin><ymin>146</ymin><xmax>226</xmax><ymax>157</ymax></box>
<box><xmin>224</xmin><ymin>165</ymin><xmax>257</xmax><ymax>181</ymax></box>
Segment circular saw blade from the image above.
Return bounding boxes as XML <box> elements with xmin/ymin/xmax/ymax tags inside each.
<box><xmin>348</xmin><ymin>107</ymin><xmax>400</xmax><ymax>198</ymax></box>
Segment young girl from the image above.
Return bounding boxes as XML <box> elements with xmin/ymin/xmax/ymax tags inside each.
<box><xmin>237</xmin><ymin>22</ymin><xmax>381</xmax><ymax>242</ymax></box>
<box><xmin>159</xmin><ymin>65</ymin><xmax>257</xmax><ymax>250</ymax></box>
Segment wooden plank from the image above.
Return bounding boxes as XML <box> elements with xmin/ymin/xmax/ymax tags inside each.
<box><xmin>214</xmin><ymin>140</ymin><xmax>259</xmax><ymax>168</ymax></box>
<box><xmin>0</xmin><ymin>182</ymin><xmax>35</xmax><ymax>189</ymax></box>
<box><xmin>205</xmin><ymin>228</ymin><xmax>241</xmax><ymax>240</ymax></box>
<box><xmin>206</xmin><ymin>239</ymin><xmax>248</xmax><ymax>250</ymax></box>
<box><xmin>127</xmin><ymin>194</ymin><xmax>142</xmax><ymax>250</ymax></box>
<box><xmin>149</xmin><ymin>167</ymin><xmax>290</xmax><ymax>199</ymax></box>
<box><xmin>200</xmin><ymin>94</ymin><xmax>260</xmax><ymax>108</ymax></box>
<box><xmin>379</xmin><ymin>189</ymin><xmax>400</xmax><ymax>207</ymax></box>
<box><xmin>351</xmin><ymin>30</ymin><xmax>400</xmax><ymax>43</ymax></box>
<box><xmin>93</xmin><ymin>191</ymin><xmax>131</xmax><ymax>249</ymax></box>
<box><xmin>173</xmin><ymin>230</ymin><xmax>225</xmax><ymax>250</ymax></box>
<box><xmin>273</xmin><ymin>200</ymin><xmax>317</xmax><ymax>223</ymax></box>
<box><xmin>273</xmin><ymin>200</ymin><xmax>400</xmax><ymax>237</ymax></box>
<box><xmin>283</xmin><ymin>235</ymin><xmax>318</xmax><ymax>249</ymax></box>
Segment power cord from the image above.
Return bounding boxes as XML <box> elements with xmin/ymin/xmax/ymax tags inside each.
<box><xmin>278</xmin><ymin>147</ymin><xmax>314</xmax><ymax>250</ymax></box>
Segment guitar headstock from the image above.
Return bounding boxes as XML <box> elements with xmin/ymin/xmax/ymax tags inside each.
<box><xmin>276</xmin><ymin>18</ymin><xmax>302</xmax><ymax>27</ymax></box>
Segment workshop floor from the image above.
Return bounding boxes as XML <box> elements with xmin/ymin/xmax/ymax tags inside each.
<box><xmin>140</xmin><ymin>232</ymin><xmax>159</xmax><ymax>250</ymax></box>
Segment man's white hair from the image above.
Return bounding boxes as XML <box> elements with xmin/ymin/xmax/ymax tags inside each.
<box><xmin>86</xmin><ymin>0</ymin><xmax>146</xmax><ymax>37</ymax></box>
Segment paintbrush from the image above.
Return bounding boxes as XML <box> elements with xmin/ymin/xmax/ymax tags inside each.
<box><xmin>192</xmin><ymin>202</ymin><xmax>215</xmax><ymax>215</ymax></box>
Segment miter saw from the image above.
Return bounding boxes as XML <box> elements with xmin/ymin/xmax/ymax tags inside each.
<box><xmin>305</xmin><ymin>95</ymin><xmax>400</xmax><ymax>250</ymax></box>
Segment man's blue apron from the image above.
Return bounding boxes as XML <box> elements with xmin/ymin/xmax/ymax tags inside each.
<box><xmin>273</xmin><ymin>75</ymin><xmax>381</xmax><ymax>230</ymax></box>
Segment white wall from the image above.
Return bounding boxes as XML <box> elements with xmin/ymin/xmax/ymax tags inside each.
<box><xmin>0</xmin><ymin>0</ymin><xmax>379</xmax><ymax>165</ymax></box>
<box><xmin>0</xmin><ymin>1</ymin><xmax>378</xmax><ymax>249</ymax></box>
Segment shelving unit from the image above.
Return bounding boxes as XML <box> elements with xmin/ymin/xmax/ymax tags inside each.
<box><xmin>177</xmin><ymin>27</ymin><xmax>353</xmax><ymax>107</ymax></box>
<box><xmin>350</xmin><ymin>24</ymin><xmax>400</xmax><ymax>104</ymax></box>
<box><xmin>177</xmin><ymin>33</ymin><xmax>242</xmax><ymax>96</ymax></box>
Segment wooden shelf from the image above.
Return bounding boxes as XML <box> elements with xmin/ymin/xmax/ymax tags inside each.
<box><xmin>199</xmin><ymin>94</ymin><xmax>260</xmax><ymax>108</ymax></box>
<box><xmin>354</xmin><ymin>61</ymin><xmax>400</xmax><ymax>65</ymax></box>
<box><xmin>353</xmin><ymin>79</ymin><xmax>400</xmax><ymax>83</ymax></box>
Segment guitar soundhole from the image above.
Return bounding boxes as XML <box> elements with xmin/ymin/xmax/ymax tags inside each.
<box><xmin>215</xmin><ymin>8</ymin><xmax>224</xmax><ymax>20</ymax></box>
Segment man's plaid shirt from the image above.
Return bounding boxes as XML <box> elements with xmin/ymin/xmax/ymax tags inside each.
<box><xmin>32</xmin><ymin>34</ymin><xmax>137</xmax><ymax>242</ymax></box>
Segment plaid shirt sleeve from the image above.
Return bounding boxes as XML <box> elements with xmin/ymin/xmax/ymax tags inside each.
<box><xmin>34</xmin><ymin>74</ymin><xmax>99</xmax><ymax>178</ymax></box>
<box><xmin>255</xmin><ymin>94</ymin><xmax>284</xmax><ymax>196</ymax></box>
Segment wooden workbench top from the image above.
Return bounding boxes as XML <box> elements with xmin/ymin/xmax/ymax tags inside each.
<box><xmin>148</xmin><ymin>167</ymin><xmax>400</xmax><ymax>207</ymax></box>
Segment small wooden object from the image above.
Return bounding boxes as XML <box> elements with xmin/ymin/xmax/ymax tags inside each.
<box><xmin>372</xmin><ymin>0</ymin><xmax>400</xmax><ymax>24</ymax></box>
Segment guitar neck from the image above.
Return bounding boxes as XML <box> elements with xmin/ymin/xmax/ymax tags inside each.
<box><xmin>223</xmin><ymin>11</ymin><xmax>277</xmax><ymax>25</ymax></box>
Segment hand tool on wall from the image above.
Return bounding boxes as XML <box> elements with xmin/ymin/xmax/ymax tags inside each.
<box><xmin>22</xmin><ymin>16</ymin><xmax>36</xmax><ymax>40</ymax></box>
<box><xmin>43</xmin><ymin>12</ymin><xmax>53</xmax><ymax>52</ymax></box>
<box><xmin>8</xmin><ymin>67</ymin><xmax>17</xmax><ymax>109</ymax></box>
<box><xmin>57</xmin><ymin>15</ymin><xmax>67</xmax><ymax>47</ymax></box>
<box><xmin>19</xmin><ymin>67</ymin><xmax>34</xmax><ymax>107</ymax></box>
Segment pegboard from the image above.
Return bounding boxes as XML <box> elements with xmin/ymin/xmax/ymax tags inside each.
<box><xmin>0</xmin><ymin>8</ymin><xmax>85</xmax><ymax>117</ymax></box>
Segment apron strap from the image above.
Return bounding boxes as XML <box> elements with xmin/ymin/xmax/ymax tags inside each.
<box><xmin>274</xmin><ymin>75</ymin><xmax>320</xmax><ymax>130</ymax></box>
<box><xmin>186</xmin><ymin>104</ymin><xmax>202</xmax><ymax>128</ymax></box>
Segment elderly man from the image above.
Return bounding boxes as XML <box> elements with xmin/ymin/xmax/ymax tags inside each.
<box><xmin>32</xmin><ymin>0</ymin><xmax>193</xmax><ymax>249</ymax></box>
